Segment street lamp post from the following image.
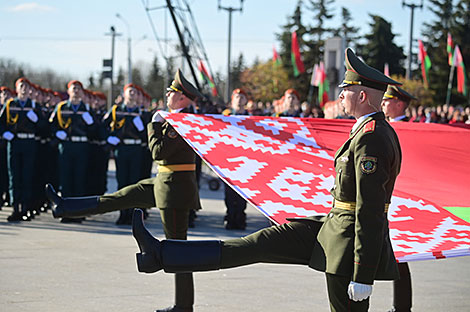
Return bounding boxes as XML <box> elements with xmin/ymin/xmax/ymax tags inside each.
<box><xmin>116</xmin><ymin>13</ymin><xmax>132</xmax><ymax>84</ymax></box>
<box><xmin>218</xmin><ymin>0</ymin><xmax>244</xmax><ymax>103</ymax></box>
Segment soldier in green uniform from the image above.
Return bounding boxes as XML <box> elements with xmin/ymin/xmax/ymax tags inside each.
<box><xmin>49</xmin><ymin>80</ymin><xmax>96</xmax><ymax>223</ymax></box>
<box><xmin>382</xmin><ymin>85</ymin><xmax>416</xmax><ymax>312</ymax></box>
<box><xmin>131</xmin><ymin>48</ymin><xmax>403</xmax><ymax>312</ymax></box>
<box><xmin>0</xmin><ymin>78</ymin><xmax>43</xmax><ymax>221</ymax></box>
<box><xmin>46</xmin><ymin>69</ymin><xmax>203</xmax><ymax>312</ymax></box>
<box><xmin>103</xmin><ymin>83</ymin><xmax>149</xmax><ymax>225</ymax></box>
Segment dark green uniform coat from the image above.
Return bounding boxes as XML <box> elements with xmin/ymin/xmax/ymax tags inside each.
<box><xmin>309</xmin><ymin>112</ymin><xmax>400</xmax><ymax>284</ymax></box>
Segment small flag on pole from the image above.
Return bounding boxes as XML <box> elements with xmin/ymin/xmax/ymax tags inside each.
<box><xmin>273</xmin><ymin>45</ymin><xmax>281</xmax><ymax>67</ymax></box>
<box><xmin>453</xmin><ymin>45</ymin><xmax>468</xmax><ymax>96</ymax></box>
<box><xmin>447</xmin><ymin>33</ymin><xmax>454</xmax><ymax>66</ymax></box>
<box><xmin>418</xmin><ymin>40</ymin><xmax>432</xmax><ymax>88</ymax></box>
<box><xmin>291</xmin><ymin>31</ymin><xmax>305</xmax><ymax>77</ymax></box>
<box><xmin>384</xmin><ymin>63</ymin><xmax>390</xmax><ymax>77</ymax></box>
<box><xmin>197</xmin><ymin>60</ymin><xmax>218</xmax><ymax>97</ymax></box>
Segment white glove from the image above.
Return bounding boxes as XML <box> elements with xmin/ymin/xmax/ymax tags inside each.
<box><xmin>133</xmin><ymin>116</ymin><xmax>145</xmax><ymax>132</ymax></box>
<box><xmin>2</xmin><ymin>131</ymin><xmax>14</xmax><ymax>141</ymax></box>
<box><xmin>26</xmin><ymin>110</ymin><xmax>38</xmax><ymax>123</ymax></box>
<box><xmin>348</xmin><ymin>281</ymin><xmax>373</xmax><ymax>302</ymax></box>
<box><xmin>82</xmin><ymin>111</ymin><xmax>94</xmax><ymax>125</ymax></box>
<box><xmin>152</xmin><ymin>111</ymin><xmax>165</xmax><ymax>123</ymax></box>
<box><xmin>55</xmin><ymin>130</ymin><xmax>67</xmax><ymax>141</ymax></box>
<box><xmin>107</xmin><ymin>136</ymin><xmax>120</xmax><ymax>146</ymax></box>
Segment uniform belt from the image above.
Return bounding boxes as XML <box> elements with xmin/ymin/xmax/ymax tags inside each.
<box><xmin>70</xmin><ymin>136</ymin><xmax>88</xmax><ymax>142</ymax></box>
<box><xmin>158</xmin><ymin>164</ymin><xmax>196</xmax><ymax>172</ymax></box>
<box><xmin>334</xmin><ymin>200</ymin><xmax>390</xmax><ymax>213</ymax></box>
<box><xmin>16</xmin><ymin>133</ymin><xmax>35</xmax><ymax>139</ymax></box>
<box><xmin>123</xmin><ymin>138</ymin><xmax>142</xmax><ymax>145</ymax></box>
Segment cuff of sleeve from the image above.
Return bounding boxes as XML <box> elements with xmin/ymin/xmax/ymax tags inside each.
<box><xmin>352</xmin><ymin>262</ymin><xmax>376</xmax><ymax>285</ymax></box>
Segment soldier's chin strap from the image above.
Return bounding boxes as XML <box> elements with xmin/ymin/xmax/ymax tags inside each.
<box><xmin>366</xmin><ymin>98</ymin><xmax>380</xmax><ymax>113</ymax></box>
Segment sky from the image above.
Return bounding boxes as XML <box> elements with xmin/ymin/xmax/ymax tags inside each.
<box><xmin>0</xmin><ymin>0</ymin><xmax>437</xmax><ymax>85</ymax></box>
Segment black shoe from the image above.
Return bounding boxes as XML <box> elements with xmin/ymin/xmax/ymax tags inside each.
<box><xmin>132</xmin><ymin>209</ymin><xmax>162</xmax><ymax>273</ymax></box>
<box><xmin>60</xmin><ymin>217</ymin><xmax>83</xmax><ymax>223</ymax></box>
<box><xmin>45</xmin><ymin>184</ymin><xmax>99</xmax><ymax>218</ymax></box>
<box><xmin>7</xmin><ymin>211</ymin><xmax>23</xmax><ymax>222</ymax></box>
<box><xmin>156</xmin><ymin>306</ymin><xmax>192</xmax><ymax>312</ymax></box>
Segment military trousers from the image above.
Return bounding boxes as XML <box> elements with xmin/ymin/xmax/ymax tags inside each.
<box><xmin>0</xmin><ymin>141</ymin><xmax>8</xmax><ymax>200</ymax></box>
<box><xmin>114</xmin><ymin>145</ymin><xmax>143</xmax><ymax>189</ymax></box>
<box><xmin>58</xmin><ymin>142</ymin><xmax>90</xmax><ymax>197</ymax></box>
<box><xmin>220</xmin><ymin>220</ymin><xmax>369</xmax><ymax>312</ymax></box>
<box><xmin>7</xmin><ymin>138</ymin><xmax>37</xmax><ymax>204</ymax></box>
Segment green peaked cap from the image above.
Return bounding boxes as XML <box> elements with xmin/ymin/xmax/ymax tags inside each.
<box><xmin>338</xmin><ymin>48</ymin><xmax>402</xmax><ymax>92</ymax></box>
<box><xmin>383</xmin><ymin>85</ymin><xmax>417</xmax><ymax>103</ymax></box>
<box><xmin>168</xmin><ymin>69</ymin><xmax>203</xmax><ymax>101</ymax></box>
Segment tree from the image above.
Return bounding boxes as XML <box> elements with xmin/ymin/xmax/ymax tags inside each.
<box><xmin>391</xmin><ymin>75</ymin><xmax>436</xmax><ymax>107</ymax></box>
<box><xmin>422</xmin><ymin>0</ymin><xmax>455</xmax><ymax>104</ymax></box>
<box><xmin>230</xmin><ymin>53</ymin><xmax>246</xmax><ymax>92</ymax></box>
<box><xmin>357</xmin><ymin>14</ymin><xmax>405</xmax><ymax>76</ymax></box>
<box><xmin>333</xmin><ymin>7</ymin><xmax>360</xmax><ymax>48</ymax></box>
<box><xmin>240</xmin><ymin>60</ymin><xmax>290</xmax><ymax>103</ymax></box>
<box><xmin>145</xmin><ymin>56</ymin><xmax>165</xmax><ymax>101</ymax></box>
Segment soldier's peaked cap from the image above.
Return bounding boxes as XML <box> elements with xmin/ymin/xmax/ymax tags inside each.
<box><xmin>383</xmin><ymin>85</ymin><xmax>417</xmax><ymax>103</ymax></box>
<box><xmin>339</xmin><ymin>48</ymin><xmax>401</xmax><ymax>92</ymax></box>
<box><xmin>168</xmin><ymin>69</ymin><xmax>203</xmax><ymax>101</ymax></box>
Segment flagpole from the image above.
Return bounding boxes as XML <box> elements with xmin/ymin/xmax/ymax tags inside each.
<box><xmin>445</xmin><ymin>63</ymin><xmax>456</xmax><ymax>106</ymax></box>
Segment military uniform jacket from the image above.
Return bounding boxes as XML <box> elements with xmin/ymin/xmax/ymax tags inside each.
<box><xmin>308</xmin><ymin>112</ymin><xmax>401</xmax><ymax>285</ymax></box>
<box><xmin>0</xmin><ymin>98</ymin><xmax>45</xmax><ymax>138</ymax></box>
<box><xmin>148</xmin><ymin>107</ymin><xmax>198</xmax><ymax>210</ymax></box>
<box><xmin>103</xmin><ymin>104</ymin><xmax>149</xmax><ymax>144</ymax></box>
<box><xmin>49</xmin><ymin>101</ymin><xmax>95</xmax><ymax>140</ymax></box>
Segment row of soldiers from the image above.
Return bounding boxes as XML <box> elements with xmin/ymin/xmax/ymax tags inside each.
<box><xmin>0</xmin><ymin>77</ymin><xmax>154</xmax><ymax>224</ymax></box>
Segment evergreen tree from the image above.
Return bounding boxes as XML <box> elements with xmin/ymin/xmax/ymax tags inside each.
<box><xmin>421</xmin><ymin>0</ymin><xmax>455</xmax><ymax>104</ymax></box>
<box><xmin>357</xmin><ymin>14</ymin><xmax>405</xmax><ymax>76</ymax></box>
<box><xmin>230</xmin><ymin>53</ymin><xmax>246</xmax><ymax>91</ymax></box>
<box><xmin>145</xmin><ymin>56</ymin><xmax>165</xmax><ymax>101</ymax></box>
<box><xmin>333</xmin><ymin>7</ymin><xmax>360</xmax><ymax>48</ymax></box>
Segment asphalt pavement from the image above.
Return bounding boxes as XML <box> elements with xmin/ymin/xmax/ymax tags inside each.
<box><xmin>1</xmin><ymin>160</ymin><xmax>469</xmax><ymax>312</ymax></box>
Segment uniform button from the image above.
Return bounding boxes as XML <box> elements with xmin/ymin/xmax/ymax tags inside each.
<box><xmin>333</xmin><ymin>185</ymin><xmax>337</xmax><ymax>189</ymax></box>
<box><xmin>339</xmin><ymin>168</ymin><xmax>342</xmax><ymax>173</ymax></box>
<box><xmin>328</xmin><ymin>212</ymin><xmax>334</xmax><ymax>218</ymax></box>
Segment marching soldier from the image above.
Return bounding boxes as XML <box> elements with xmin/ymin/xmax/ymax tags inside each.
<box><xmin>0</xmin><ymin>78</ymin><xmax>43</xmax><ymax>221</ymax></box>
<box><xmin>49</xmin><ymin>80</ymin><xmax>95</xmax><ymax>223</ymax></box>
<box><xmin>382</xmin><ymin>85</ymin><xmax>417</xmax><ymax>312</ymax></box>
<box><xmin>103</xmin><ymin>83</ymin><xmax>149</xmax><ymax>225</ymax></box>
<box><xmin>131</xmin><ymin>48</ymin><xmax>403</xmax><ymax>312</ymax></box>
<box><xmin>47</xmin><ymin>69</ymin><xmax>203</xmax><ymax>312</ymax></box>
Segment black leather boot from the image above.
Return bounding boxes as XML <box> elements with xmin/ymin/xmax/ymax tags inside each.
<box><xmin>7</xmin><ymin>203</ymin><xmax>23</xmax><ymax>222</ymax></box>
<box><xmin>132</xmin><ymin>209</ymin><xmax>222</xmax><ymax>274</ymax></box>
<box><xmin>45</xmin><ymin>184</ymin><xmax>99</xmax><ymax>218</ymax></box>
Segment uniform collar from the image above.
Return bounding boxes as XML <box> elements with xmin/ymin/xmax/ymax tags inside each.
<box><xmin>350</xmin><ymin>112</ymin><xmax>385</xmax><ymax>137</ymax></box>
<box><xmin>389</xmin><ymin>114</ymin><xmax>407</xmax><ymax>122</ymax></box>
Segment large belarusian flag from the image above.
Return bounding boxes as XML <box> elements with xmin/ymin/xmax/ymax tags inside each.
<box><xmin>291</xmin><ymin>31</ymin><xmax>305</xmax><ymax>77</ymax></box>
<box><xmin>453</xmin><ymin>45</ymin><xmax>468</xmax><ymax>96</ymax></box>
<box><xmin>197</xmin><ymin>60</ymin><xmax>217</xmax><ymax>97</ymax></box>
<box><xmin>155</xmin><ymin>111</ymin><xmax>470</xmax><ymax>263</ymax></box>
<box><xmin>418</xmin><ymin>39</ymin><xmax>432</xmax><ymax>88</ymax></box>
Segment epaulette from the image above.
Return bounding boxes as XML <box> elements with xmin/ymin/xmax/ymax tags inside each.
<box><xmin>363</xmin><ymin>120</ymin><xmax>376</xmax><ymax>133</ymax></box>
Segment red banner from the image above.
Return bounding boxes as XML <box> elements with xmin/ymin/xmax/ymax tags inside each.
<box><xmin>159</xmin><ymin>112</ymin><xmax>470</xmax><ymax>263</ymax></box>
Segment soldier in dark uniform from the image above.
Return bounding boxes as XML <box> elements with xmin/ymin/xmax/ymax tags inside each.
<box><xmin>382</xmin><ymin>85</ymin><xmax>416</xmax><ymax>123</ymax></box>
<box><xmin>103</xmin><ymin>83</ymin><xmax>149</xmax><ymax>225</ymax></box>
<box><xmin>222</xmin><ymin>88</ymin><xmax>249</xmax><ymax>230</ymax></box>
<box><xmin>46</xmin><ymin>69</ymin><xmax>203</xmax><ymax>312</ymax></box>
<box><xmin>0</xmin><ymin>78</ymin><xmax>43</xmax><ymax>221</ymax></box>
<box><xmin>0</xmin><ymin>86</ymin><xmax>14</xmax><ymax>208</ymax></box>
<box><xmin>382</xmin><ymin>85</ymin><xmax>416</xmax><ymax>312</ymax></box>
<box><xmin>49</xmin><ymin>80</ymin><xmax>95</xmax><ymax>223</ymax></box>
<box><xmin>131</xmin><ymin>48</ymin><xmax>403</xmax><ymax>312</ymax></box>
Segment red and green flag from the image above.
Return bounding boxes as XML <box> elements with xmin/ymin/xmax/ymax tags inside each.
<box><xmin>418</xmin><ymin>39</ymin><xmax>432</xmax><ymax>88</ymax></box>
<box><xmin>453</xmin><ymin>45</ymin><xmax>468</xmax><ymax>96</ymax></box>
<box><xmin>291</xmin><ymin>31</ymin><xmax>305</xmax><ymax>77</ymax></box>
<box><xmin>447</xmin><ymin>33</ymin><xmax>454</xmax><ymax>66</ymax></box>
<box><xmin>273</xmin><ymin>45</ymin><xmax>281</xmax><ymax>67</ymax></box>
<box><xmin>197</xmin><ymin>60</ymin><xmax>217</xmax><ymax>97</ymax></box>
<box><xmin>317</xmin><ymin>62</ymin><xmax>329</xmax><ymax>108</ymax></box>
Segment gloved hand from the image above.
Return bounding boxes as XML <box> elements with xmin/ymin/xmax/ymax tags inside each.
<box><xmin>82</xmin><ymin>111</ymin><xmax>94</xmax><ymax>125</ymax></box>
<box><xmin>55</xmin><ymin>130</ymin><xmax>67</xmax><ymax>141</ymax></box>
<box><xmin>133</xmin><ymin>116</ymin><xmax>145</xmax><ymax>131</ymax></box>
<box><xmin>2</xmin><ymin>131</ymin><xmax>14</xmax><ymax>141</ymax></box>
<box><xmin>348</xmin><ymin>281</ymin><xmax>373</xmax><ymax>302</ymax></box>
<box><xmin>107</xmin><ymin>136</ymin><xmax>120</xmax><ymax>146</ymax></box>
<box><xmin>151</xmin><ymin>111</ymin><xmax>165</xmax><ymax>123</ymax></box>
<box><xmin>26</xmin><ymin>110</ymin><xmax>38</xmax><ymax>123</ymax></box>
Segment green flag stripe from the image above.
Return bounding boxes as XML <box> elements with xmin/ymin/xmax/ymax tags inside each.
<box><xmin>443</xmin><ymin>207</ymin><xmax>470</xmax><ymax>223</ymax></box>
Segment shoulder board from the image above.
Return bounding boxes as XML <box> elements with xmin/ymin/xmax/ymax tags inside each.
<box><xmin>363</xmin><ymin>120</ymin><xmax>376</xmax><ymax>133</ymax></box>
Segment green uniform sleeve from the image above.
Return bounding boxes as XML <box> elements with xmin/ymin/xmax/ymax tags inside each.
<box><xmin>352</xmin><ymin>131</ymin><xmax>392</xmax><ymax>284</ymax></box>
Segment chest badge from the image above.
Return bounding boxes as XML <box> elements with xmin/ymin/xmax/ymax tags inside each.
<box><xmin>360</xmin><ymin>156</ymin><xmax>377</xmax><ymax>174</ymax></box>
